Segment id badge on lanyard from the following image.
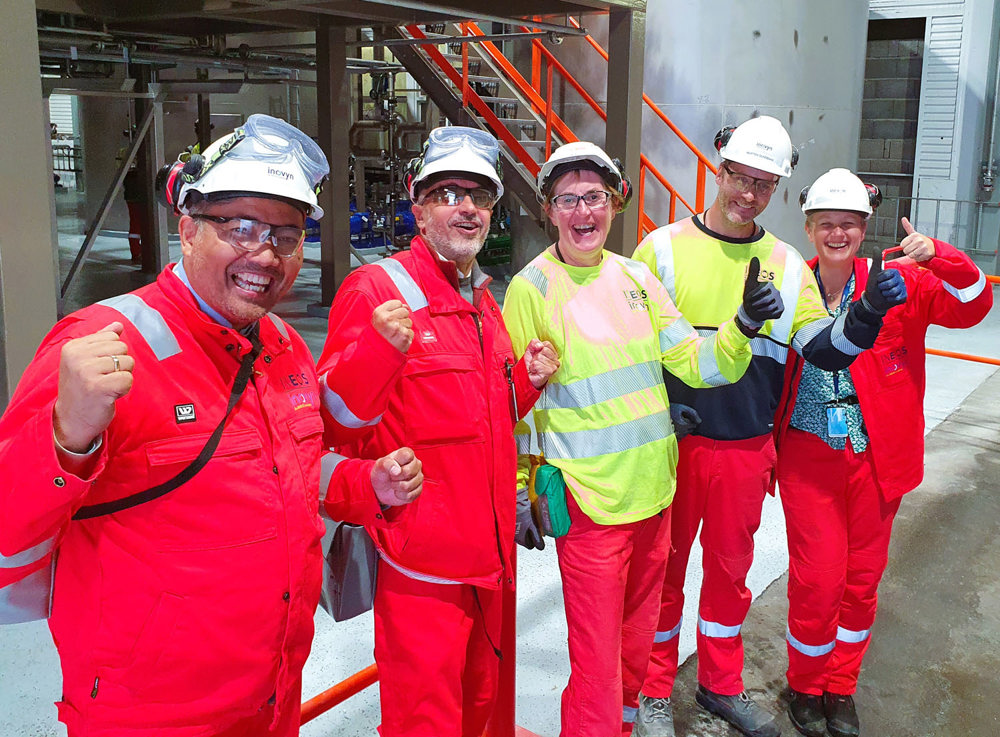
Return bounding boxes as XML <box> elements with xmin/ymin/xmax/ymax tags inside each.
<box><xmin>827</xmin><ymin>372</ymin><xmax>848</xmax><ymax>438</ymax></box>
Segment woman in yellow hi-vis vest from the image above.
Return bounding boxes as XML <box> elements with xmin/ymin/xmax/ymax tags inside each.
<box><xmin>502</xmin><ymin>142</ymin><xmax>784</xmax><ymax>737</ymax></box>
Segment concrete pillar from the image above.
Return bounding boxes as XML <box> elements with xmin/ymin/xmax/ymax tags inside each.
<box><xmin>315</xmin><ymin>24</ymin><xmax>352</xmax><ymax>306</ymax></box>
<box><xmin>605</xmin><ymin>9</ymin><xmax>646</xmax><ymax>256</ymax></box>
<box><xmin>0</xmin><ymin>0</ymin><xmax>60</xmax><ymax>407</ymax></box>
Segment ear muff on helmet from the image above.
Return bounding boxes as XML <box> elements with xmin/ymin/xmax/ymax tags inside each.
<box><xmin>790</xmin><ymin>147</ymin><xmax>799</xmax><ymax>171</ymax></box>
<box><xmin>865</xmin><ymin>183</ymin><xmax>882</xmax><ymax>211</ymax></box>
<box><xmin>798</xmin><ymin>185</ymin><xmax>810</xmax><ymax>209</ymax></box>
<box><xmin>714</xmin><ymin>126</ymin><xmax>736</xmax><ymax>153</ymax></box>
<box><xmin>610</xmin><ymin>157</ymin><xmax>633</xmax><ymax>212</ymax></box>
<box><xmin>155</xmin><ymin>154</ymin><xmax>205</xmax><ymax>214</ymax></box>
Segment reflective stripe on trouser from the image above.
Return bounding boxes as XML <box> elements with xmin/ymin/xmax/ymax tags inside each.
<box><xmin>374</xmin><ymin>560</ymin><xmax>502</xmax><ymax>737</ymax></box>
<box><xmin>556</xmin><ymin>492</ymin><xmax>671</xmax><ymax>737</ymax></box>
<box><xmin>778</xmin><ymin>428</ymin><xmax>900</xmax><ymax>694</ymax></box>
<box><xmin>643</xmin><ymin>434</ymin><xmax>776</xmax><ymax>697</ymax></box>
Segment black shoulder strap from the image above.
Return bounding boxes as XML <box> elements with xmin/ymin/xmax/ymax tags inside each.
<box><xmin>72</xmin><ymin>333</ymin><xmax>262</xmax><ymax>521</ymax></box>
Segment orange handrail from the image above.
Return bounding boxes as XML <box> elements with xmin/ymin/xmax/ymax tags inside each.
<box><xmin>300</xmin><ymin>664</ymin><xmax>379</xmax><ymax>724</ymax></box>
<box><xmin>405</xmin><ymin>25</ymin><xmax>541</xmax><ymax>176</ymax></box>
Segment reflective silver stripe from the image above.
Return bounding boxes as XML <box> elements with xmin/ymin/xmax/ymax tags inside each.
<box><xmin>622</xmin><ymin>258</ymin><xmax>650</xmax><ymax>284</ymax></box>
<box><xmin>648</xmin><ymin>231</ymin><xmax>677</xmax><ymax>301</ymax></box>
<box><xmin>750</xmin><ymin>336</ymin><xmax>789</xmax><ymax>363</ymax></box>
<box><xmin>660</xmin><ymin>316</ymin><xmax>696</xmax><ymax>351</ymax></box>
<box><xmin>319</xmin><ymin>452</ymin><xmax>349</xmax><ymax>516</ymax></box>
<box><xmin>622</xmin><ymin>706</ymin><xmax>638</xmax><ymax>723</ymax></box>
<box><xmin>786</xmin><ymin>628</ymin><xmax>836</xmax><ymax>657</ymax></box>
<box><xmin>654</xmin><ymin>617</ymin><xmax>683</xmax><ymax>643</ymax></box>
<box><xmin>770</xmin><ymin>247</ymin><xmax>803</xmax><ymax>344</ymax></box>
<box><xmin>697</xmin><ymin>339</ymin><xmax>729</xmax><ymax>387</ymax></box>
<box><xmin>515</xmin><ymin>433</ymin><xmax>532</xmax><ymax>455</ymax></box>
<box><xmin>0</xmin><ymin>537</ymin><xmax>56</xmax><ymax>569</ymax></box>
<box><xmin>792</xmin><ymin>316</ymin><xmax>833</xmax><ymax>355</ymax></box>
<box><xmin>0</xmin><ymin>563</ymin><xmax>53</xmax><ymax>624</ymax></box>
<box><xmin>829</xmin><ymin>313</ymin><xmax>864</xmax><ymax>356</ymax></box>
<box><xmin>98</xmin><ymin>294</ymin><xmax>181</xmax><ymax>360</ymax></box>
<box><xmin>941</xmin><ymin>269</ymin><xmax>987</xmax><ymax>303</ymax></box>
<box><xmin>540</xmin><ymin>410</ymin><xmax>672</xmax><ymax>460</ymax></box>
<box><xmin>518</xmin><ymin>264</ymin><xmax>549</xmax><ymax>297</ymax></box>
<box><xmin>374</xmin><ymin>258</ymin><xmax>428</xmax><ymax>311</ymax></box>
<box><xmin>320</xmin><ymin>373</ymin><xmax>382</xmax><ymax>429</ymax></box>
<box><xmin>836</xmin><ymin>626</ymin><xmax>871</xmax><ymax>643</ymax></box>
<box><xmin>698</xmin><ymin>616</ymin><xmax>741</xmax><ymax>638</ymax></box>
<box><xmin>379</xmin><ymin>551</ymin><xmax>462</xmax><ymax>585</ymax></box>
<box><xmin>542</xmin><ymin>361</ymin><xmax>662</xmax><ymax>411</ymax></box>
<box><xmin>265</xmin><ymin>312</ymin><xmax>290</xmax><ymax>340</ymax></box>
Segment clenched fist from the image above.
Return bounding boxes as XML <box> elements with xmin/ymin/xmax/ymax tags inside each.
<box><xmin>371</xmin><ymin>447</ymin><xmax>423</xmax><ymax>507</ymax></box>
<box><xmin>53</xmin><ymin>322</ymin><xmax>135</xmax><ymax>453</ymax></box>
<box><xmin>524</xmin><ymin>339</ymin><xmax>559</xmax><ymax>389</ymax></box>
<box><xmin>372</xmin><ymin>300</ymin><xmax>413</xmax><ymax>353</ymax></box>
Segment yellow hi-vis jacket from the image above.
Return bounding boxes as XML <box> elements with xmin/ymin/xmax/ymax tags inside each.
<box><xmin>633</xmin><ymin>215</ymin><xmax>842</xmax><ymax>441</ymax></box>
<box><xmin>502</xmin><ymin>250</ymin><xmax>752</xmax><ymax>525</ymax></box>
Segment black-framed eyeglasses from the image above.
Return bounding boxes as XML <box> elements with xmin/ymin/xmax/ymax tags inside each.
<box><xmin>191</xmin><ymin>214</ymin><xmax>306</xmax><ymax>258</ymax></box>
<box><xmin>721</xmin><ymin>163</ymin><xmax>779</xmax><ymax>196</ymax></box>
<box><xmin>550</xmin><ymin>189</ymin><xmax>612</xmax><ymax>212</ymax></box>
<box><xmin>421</xmin><ymin>185</ymin><xmax>497</xmax><ymax>209</ymax></box>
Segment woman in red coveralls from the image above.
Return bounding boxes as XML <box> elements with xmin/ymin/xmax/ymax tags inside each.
<box><xmin>776</xmin><ymin>168</ymin><xmax>993</xmax><ymax>737</ymax></box>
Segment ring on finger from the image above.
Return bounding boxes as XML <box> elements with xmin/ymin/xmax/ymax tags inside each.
<box><xmin>110</xmin><ymin>354</ymin><xmax>121</xmax><ymax>372</ymax></box>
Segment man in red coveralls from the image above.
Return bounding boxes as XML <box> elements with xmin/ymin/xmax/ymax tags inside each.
<box><xmin>0</xmin><ymin>114</ymin><xmax>422</xmax><ymax>737</ymax></box>
<box><xmin>317</xmin><ymin>126</ymin><xmax>559</xmax><ymax>737</ymax></box>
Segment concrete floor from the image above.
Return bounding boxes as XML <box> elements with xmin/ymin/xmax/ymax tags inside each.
<box><xmin>2</xmin><ymin>212</ymin><xmax>998</xmax><ymax>736</ymax></box>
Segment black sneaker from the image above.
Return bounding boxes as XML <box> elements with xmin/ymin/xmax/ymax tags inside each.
<box><xmin>787</xmin><ymin>690</ymin><xmax>825</xmax><ymax>737</ymax></box>
<box><xmin>824</xmin><ymin>692</ymin><xmax>860</xmax><ymax>737</ymax></box>
<box><xmin>695</xmin><ymin>685</ymin><xmax>781</xmax><ymax>737</ymax></box>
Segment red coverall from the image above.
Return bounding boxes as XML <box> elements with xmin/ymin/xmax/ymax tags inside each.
<box><xmin>0</xmin><ymin>266</ymin><xmax>386</xmax><ymax>737</ymax></box>
<box><xmin>317</xmin><ymin>236</ymin><xmax>540</xmax><ymax>737</ymax></box>
<box><xmin>774</xmin><ymin>241</ymin><xmax>992</xmax><ymax>695</ymax></box>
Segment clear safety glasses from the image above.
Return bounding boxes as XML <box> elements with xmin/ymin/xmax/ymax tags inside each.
<box><xmin>191</xmin><ymin>114</ymin><xmax>329</xmax><ymax>192</ymax></box>
<box><xmin>192</xmin><ymin>215</ymin><xmax>306</xmax><ymax>258</ymax></box>
<box><xmin>722</xmin><ymin>163</ymin><xmax>779</xmax><ymax>196</ymax></box>
<box><xmin>550</xmin><ymin>189</ymin><xmax>612</xmax><ymax>212</ymax></box>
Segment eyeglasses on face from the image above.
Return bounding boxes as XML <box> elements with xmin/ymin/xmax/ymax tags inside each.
<box><xmin>191</xmin><ymin>214</ymin><xmax>306</xmax><ymax>258</ymax></box>
<box><xmin>550</xmin><ymin>189</ymin><xmax>612</xmax><ymax>212</ymax></box>
<box><xmin>421</xmin><ymin>185</ymin><xmax>497</xmax><ymax>209</ymax></box>
<box><xmin>722</xmin><ymin>163</ymin><xmax>779</xmax><ymax>196</ymax></box>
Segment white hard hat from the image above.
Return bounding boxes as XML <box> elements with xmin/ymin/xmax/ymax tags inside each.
<box><xmin>536</xmin><ymin>141</ymin><xmax>631</xmax><ymax>208</ymax></box>
<box><xmin>177</xmin><ymin>114</ymin><xmax>330</xmax><ymax>219</ymax></box>
<box><xmin>405</xmin><ymin>126</ymin><xmax>503</xmax><ymax>200</ymax></box>
<box><xmin>716</xmin><ymin>115</ymin><xmax>798</xmax><ymax>178</ymax></box>
<box><xmin>800</xmin><ymin>168</ymin><xmax>880</xmax><ymax>216</ymax></box>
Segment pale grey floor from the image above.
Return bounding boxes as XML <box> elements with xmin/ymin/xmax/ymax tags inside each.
<box><xmin>2</xmin><ymin>226</ymin><xmax>997</xmax><ymax>736</ymax></box>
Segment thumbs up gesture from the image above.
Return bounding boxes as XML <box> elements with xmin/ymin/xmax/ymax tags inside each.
<box><xmin>736</xmin><ymin>257</ymin><xmax>784</xmax><ymax>335</ymax></box>
<box><xmin>899</xmin><ymin>217</ymin><xmax>935</xmax><ymax>262</ymax></box>
<box><xmin>862</xmin><ymin>254</ymin><xmax>907</xmax><ymax>316</ymax></box>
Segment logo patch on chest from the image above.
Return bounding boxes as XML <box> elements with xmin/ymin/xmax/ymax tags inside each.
<box><xmin>420</xmin><ymin>329</ymin><xmax>438</xmax><ymax>343</ymax></box>
<box><xmin>175</xmin><ymin>403</ymin><xmax>197</xmax><ymax>424</ymax></box>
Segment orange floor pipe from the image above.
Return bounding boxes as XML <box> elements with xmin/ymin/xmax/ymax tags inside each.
<box><xmin>300</xmin><ymin>663</ymin><xmax>379</xmax><ymax>724</ymax></box>
<box><xmin>926</xmin><ymin>347</ymin><xmax>1000</xmax><ymax>366</ymax></box>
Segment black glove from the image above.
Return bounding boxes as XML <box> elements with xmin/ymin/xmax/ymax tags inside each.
<box><xmin>736</xmin><ymin>257</ymin><xmax>785</xmax><ymax>335</ymax></box>
<box><xmin>670</xmin><ymin>403</ymin><xmax>702</xmax><ymax>441</ymax></box>
<box><xmin>515</xmin><ymin>487</ymin><xmax>545</xmax><ymax>550</ymax></box>
<box><xmin>861</xmin><ymin>259</ymin><xmax>907</xmax><ymax>316</ymax></box>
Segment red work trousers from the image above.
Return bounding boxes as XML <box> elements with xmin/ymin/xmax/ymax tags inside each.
<box><xmin>374</xmin><ymin>560</ymin><xmax>502</xmax><ymax>737</ymax></box>
<box><xmin>644</xmin><ymin>434</ymin><xmax>776</xmax><ymax>698</ymax></box>
<box><xmin>212</xmin><ymin>679</ymin><xmax>300</xmax><ymax>737</ymax></box>
<box><xmin>778</xmin><ymin>428</ymin><xmax>900</xmax><ymax>695</ymax></box>
<box><xmin>556</xmin><ymin>492</ymin><xmax>671</xmax><ymax>737</ymax></box>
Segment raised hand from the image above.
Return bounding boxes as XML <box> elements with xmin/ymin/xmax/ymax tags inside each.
<box><xmin>862</xmin><ymin>257</ymin><xmax>907</xmax><ymax>316</ymax></box>
<box><xmin>737</xmin><ymin>257</ymin><xmax>784</xmax><ymax>334</ymax></box>
<box><xmin>370</xmin><ymin>447</ymin><xmax>423</xmax><ymax>507</ymax></box>
<box><xmin>53</xmin><ymin>322</ymin><xmax>134</xmax><ymax>453</ymax></box>
<box><xmin>524</xmin><ymin>339</ymin><xmax>560</xmax><ymax>389</ymax></box>
<box><xmin>372</xmin><ymin>299</ymin><xmax>413</xmax><ymax>353</ymax></box>
<box><xmin>899</xmin><ymin>217</ymin><xmax>935</xmax><ymax>262</ymax></box>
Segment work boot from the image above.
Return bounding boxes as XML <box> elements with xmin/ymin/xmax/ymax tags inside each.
<box><xmin>695</xmin><ymin>685</ymin><xmax>781</xmax><ymax>737</ymax></box>
<box><xmin>634</xmin><ymin>693</ymin><xmax>675</xmax><ymax>737</ymax></box>
<box><xmin>787</xmin><ymin>690</ymin><xmax>825</xmax><ymax>737</ymax></box>
<box><xmin>824</xmin><ymin>692</ymin><xmax>860</xmax><ymax>737</ymax></box>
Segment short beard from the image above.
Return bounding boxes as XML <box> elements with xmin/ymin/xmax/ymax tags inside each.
<box><xmin>423</xmin><ymin>220</ymin><xmax>486</xmax><ymax>268</ymax></box>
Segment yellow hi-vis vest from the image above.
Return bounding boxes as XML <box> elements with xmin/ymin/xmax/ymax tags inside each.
<box><xmin>633</xmin><ymin>215</ymin><xmax>830</xmax><ymax>440</ymax></box>
<box><xmin>503</xmin><ymin>250</ymin><xmax>752</xmax><ymax>525</ymax></box>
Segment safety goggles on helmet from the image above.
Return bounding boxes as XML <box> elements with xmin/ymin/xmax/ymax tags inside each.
<box><xmin>405</xmin><ymin>126</ymin><xmax>504</xmax><ymax>200</ymax></box>
<box><xmin>191</xmin><ymin>214</ymin><xmax>306</xmax><ymax>258</ymax></box>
